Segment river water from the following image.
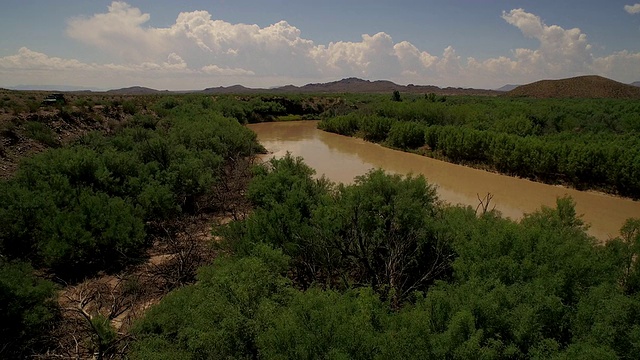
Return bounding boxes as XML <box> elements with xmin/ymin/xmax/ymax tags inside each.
<box><xmin>248</xmin><ymin>121</ymin><xmax>640</xmax><ymax>240</ymax></box>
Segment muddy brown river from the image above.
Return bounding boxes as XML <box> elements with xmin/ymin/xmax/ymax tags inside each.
<box><xmin>248</xmin><ymin>121</ymin><xmax>640</xmax><ymax>240</ymax></box>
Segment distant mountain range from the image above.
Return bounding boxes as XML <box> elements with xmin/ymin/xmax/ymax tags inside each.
<box><xmin>6</xmin><ymin>78</ymin><xmax>496</xmax><ymax>95</ymax></box>
<box><xmin>200</xmin><ymin>78</ymin><xmax>499</xmax><ymax>96</ymax></box>
<box><xmin>8</xmin><ymin>77</ymin><xmax>640</xmax><ymax>97</ymax></box>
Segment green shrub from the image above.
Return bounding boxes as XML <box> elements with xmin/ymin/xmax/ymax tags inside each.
<box><xmin>1</xmin><ymin>93</ymin><xmax>264</xmax><ymax>279</ymax></box>
<box><xmin>24</xmin><ymin>121</ymin><xmax>59</xmax><ymax>147</ymax></box>
<box><xmin>359</xmin><ymin>115</ymin><xmax>393</xmax><ymax>142</ymax></box>
<box><xmin>386</xmin><ymin>121</ymin><xmax>425</xmax><ymax>149</ymax></box>
<box><xmin>122</xmin><ymin>100</ymin><xmax>138</xmax><ymax>115</ymax></box>
<box><xmin>130</xmin><ymin>154</ymin><xmax>640</xmax><ymax>359</ymax></box>
<box><xmin>318</xmin><ymin>114</ymin><xmax>360</xmax><ymax>136</ymax></box>
<box><xmin>0</xmin><ymin>260</ymin><xmax>58</xmax><ymax>358</ymax></box>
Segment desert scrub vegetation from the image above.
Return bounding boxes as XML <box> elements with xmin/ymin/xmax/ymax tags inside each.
<box><xmin>130</xmin><ymin>154</ymin><xmax>640</xmax><ymax>359</ymax></box>
<box><xmin>1</xmin><ymin>95</ymin><xmax>263</xmax><ymax>279</ymax></box>
<box><xmin>5</xmin><ymin>91</ymin><xmax>640</xmax><ymax>358</ymax></box>
<box><xmin>23</xmin><ymin>121</ymin><xmax>60</xmax><ymax>147</ymax></box>
<box><xmin>0</xmin><ymin>94</ymin><xmax>266</xmax><ymax>357</ymax></box>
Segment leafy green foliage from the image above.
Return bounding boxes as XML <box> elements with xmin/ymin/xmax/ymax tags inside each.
<box><xmin>222</xmin><ymin>155</ymin><xmax>330</xmax><ymax>285</ymax></box>
<box><xmin>0</xmin><ymin>94</ymin><xmax>263</xmax><ymax>279</ymax></box>
<box><xmin>132</xmin><ymin>153</ymin><xmax>640</xmax><ymax>359</ymax></box>
<box><xmin>6</xmin><ymin>92</ymin><xmax>640</xmax><ymax>358</ymax></box>
<box><xmin>130</xmin><ymin>245</ymin><xmax>291</xmax><ymax>359</ymax></box>
<box><xmin>314</xmin><ymin>170</ymin><xmax>450</xmax><ymax>304</ymax></box>
<box><xmin>257</xmin><ymin>288</ymin><xmax>388</xmax><ymax>359</ymax></box>
<box><xmin>318</xmin><ymin>113</ymin><xmax>360</xmax><ymax>136</ymax></box>
<box><xmin>386</xmin><ymin>121</ymin><xmax>426</xmax><ymax>149</ymax></box>
<box><xmin>0</xmin><ymin>260</ymin><xmax>57</xmax><ymax>358</ymax></box>
<box><xmin>224</xmin><ymin>156</ymin><xmax>451</xmax><ymax>301</ymax></box>
<box><xmin>359</xmin><ymin>115</ymin><xmax>393</xmax><ymax>142</ymax></box>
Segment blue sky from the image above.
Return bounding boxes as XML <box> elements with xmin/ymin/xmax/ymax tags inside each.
<box><xmin>1</xmin><ymin>1</ymin><xmax>639</xmax><ymax>90</ymax></box>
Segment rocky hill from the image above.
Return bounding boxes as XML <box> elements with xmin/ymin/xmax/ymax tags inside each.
<box><xmin>106</xmin><ymin>86</ymin><xmax>167</xmax><ymax>95</ymax></box>
<box><xmin>201</xmin><ymin>84</ymin><xmax>260</xmax><ymax>94</ymax></box>
<box><xmin>294</xmin><ymin>78</ymin><xmax>406</xmax><ymax>93</ymax></box>
<box><xmin>507</xmin><ymin>75</ymin><xmax>640</xmax><ymax>99</ymax></box>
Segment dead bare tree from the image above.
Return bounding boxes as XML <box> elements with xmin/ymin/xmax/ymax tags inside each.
<box><xmin>475</xmin><ymin>192</ymin><xmax>496</xmax><ymax>216</ymax></box>
<box><xmin>146</xmin><ymin>217</ymin><xmax>216</xmax><ymax>291</ymax></box>
<box><xmin>41</xmin><ymin>275</ymin><xmax>151</xmax><ymax>360</ymax></box>
<box><xmin>208</xmin><ymin>155</ymin><xmax>256</xmax><ymax>221</ymax></box>
<box><xmin>387</xmin><ymin>230</ymin><xmax>455</xmax><ymax>309</ymax></box>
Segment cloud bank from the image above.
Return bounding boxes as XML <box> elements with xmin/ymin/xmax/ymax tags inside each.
<box><xmin>1</xmin><ymin>2</ymin><xmax>639</xmax><ymax>89</ymax></box>
<box><xmin>625</xmin><ymin>3</ymin><xmax>640</xmax><ymax>14</ymax></box>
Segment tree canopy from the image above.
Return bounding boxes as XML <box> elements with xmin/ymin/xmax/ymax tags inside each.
<box><xmin>132</xmin><ymin>155</ymin><xmax>640</xmax><ymax>359</ymax></box>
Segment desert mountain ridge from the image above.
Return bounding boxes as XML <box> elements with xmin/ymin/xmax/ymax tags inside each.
<box><xmin>7</xmin><ymin>76</ymin><xmax>640</xmax><ymax>98</ymax></box>
<box><xmin>200</xmin><ymin>77</ymin><xmax>499</xmax><ymax>96</ymax></box>
<box><xmin>105</xmin><ymin>86</ymin><xmax>170</xmax><ymax>95</ymax></box>
<box><xmin>507</xmin><ymin>75</ymin><xmax>640</xmax><ymax>99</ymax></box>
<box><xmin>6</xmin><ymin>78</ymin><xmax>497</xmax><ymax>96</ymax></box>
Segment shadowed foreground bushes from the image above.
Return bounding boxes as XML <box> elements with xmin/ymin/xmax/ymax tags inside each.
<box><xmin>131</xmin><ymin>155</ymin><xmax>640</xmax><ymax>359</ymax></box>
<box><xmin>0</xmin><ymin>96</ymin><xmax>262</xmax><ymax>279</ymax></box>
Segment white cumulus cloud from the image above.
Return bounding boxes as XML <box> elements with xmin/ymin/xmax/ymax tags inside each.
<box><xmin>0</xmin><ymin>47</ymin><xmax>94</xmax><ymax>70</ymax></box>
<box><xmin>58</xmin><ymin>2</ymin><xmax>452</xmax><ymax>83</ymax></box>
<box><xmin>2</xmin><ymin>2</ymin><xmax>640</xmax><ymax>89</ymax></box>
<box><xmin>201</xmin><ymin>64</ymin><xmax>255</xmax><ymax>76</ymax></box>
<box><xmin>67</xmin><ymin>1</ymin><xmax>169</xmax><ymax>63</ymax></box>
<box><xmin>624</xmin><ymin>3</ymin><xmax>640</xmax><ymax>14</ymax></box>
<box><xmin>0</xmin><ymin>47</ymin><xmax>199</xmax><ymax>89</ymax></box>
<box><xmin>500</xmin><ymin>9</ymin><xmax>591</xmax><ymax>75</ymax></box>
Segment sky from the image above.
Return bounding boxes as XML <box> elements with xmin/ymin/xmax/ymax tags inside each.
<box><xmin>0</xmin><ymin>0</ymin><xmax>639</xmax><ymax>90</ymax></box>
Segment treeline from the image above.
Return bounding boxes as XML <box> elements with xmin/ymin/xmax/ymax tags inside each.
<box><xmin>0</xmin><ymin>95</ymin><xmax>262</xmax><ymax>357</ymax></box>
<box><xmin>318</xmin><ymin>95</ymin><xmax>640</xmax><ymax>198</ymax></box>
<box><xmin>150</xmin><ymin>93</ymin><xmax>337</xmax><ymax>124</ymax></box>
<box><xmin>131</xmin><ymin>155</ymin><xmax>640</xmax><ymax>359</ymax></box>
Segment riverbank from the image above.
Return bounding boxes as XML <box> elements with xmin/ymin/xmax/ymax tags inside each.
<box><xmin>317</xmin><ymin>96</ymin><xmax>640</xmax><ymax>200</ymax></box>
<box><xmin>249</xmin><ymin>120</ymin><xmax>640</xmax><ymax>240</ymax></box>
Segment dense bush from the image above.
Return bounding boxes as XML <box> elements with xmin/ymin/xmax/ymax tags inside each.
<box><xmin>223</xmin><ymin>155</ymin><xmax>452</xmax><ymax>300</ymax></box>
<box><xmin>0</xmin><ymin>260</ymin><xmax>57</xmax><ymax>358</ymax></box>
<box><xmin>5</xmin><ymin>92</ymin><xmax>640</xmax><ymax>358</ymax></box>
<box><xmin>359</xmin><ymin>115</ymin><xmax>393</xmax><ymax>142</ymax></box>
<box><xmin>317</xmin><ymin>113</ymin><xmax>360</xmax><ymax>136</ymax></box>
<box><xmin>130</xmin><ymin>245</ymin><xmax>291</xmax><ymax>359</ymax></box>
<box><xmin>1</xmin><ymin>93</ymin><xmax>283</xmax><ymax>357</ymax></box>
<box><xmin>132</xmin><ymin>157</ymin><xmax>640</xmax><ymax>358</ymax></box>
<box><xmin>0</xmin><ymin>95</ymin><xmax>263</xmax><ymax>279</ymax></box>
<box><xmin>386</xmin><ymin>121</ymin><xmax>426</xmax><ymax>149</ymax></box>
